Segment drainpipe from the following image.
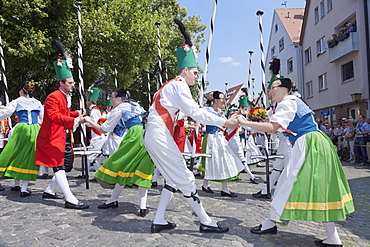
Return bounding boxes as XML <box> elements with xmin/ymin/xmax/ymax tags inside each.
<box><xmin>364</xmin><ymin>0</ymin><xmax>370</xmax><ymax>117</ymax></box>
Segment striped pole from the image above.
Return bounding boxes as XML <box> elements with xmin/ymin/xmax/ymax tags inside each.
<box><xmin>147</xmin><ymin>71</ymin><xmax>151</xmax><ymax>105</ymax></box>
<box><xmin>256</xmin><ymin>10</ymin><xmax>271</xmax><ymax>197</ymax></box>
<box><xmin>155</xmin><ymin>22</ymin><xmax>163</xmax><ymax>90</ymax></box>
<box><xmin>0</xmin><ymin>34</ymin><xmax>12</xmax><ymax>128</ymax></box>
<box><xmin>256</xmin><ymin>10</ymin><xmax>266</xmax><ymax>109</ymax></box>
<box><xmin>247</xmin><ymin>50</ymin><xmax>253</xmax><ymax>100</ymax></box>
<box><xmin>114</xmin><ymin>64</ymin><xmax>118</xmax><ymax>88</ymax></box>
<box><xmin>189</xmin><ymin>0</ymin><xmax>218</xmax><ymax>171</ymax></box>
<box><xmin>252</xmin><ymin>77</ymin><xmax>255</xmax><ymax>102</ymax></box>
<box><xmin>75</xmin><ymin>1</ymin><xmax>89</xmax><ymax>188</ymax></box>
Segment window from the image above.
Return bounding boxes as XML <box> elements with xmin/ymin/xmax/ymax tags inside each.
<box><xmin>320</xmin><ymin>1</ymin><xmax>325</xmax><ymax>18</ymax></box>
<box><xmin>319</xmin><ymin>73</ymin><xmax>328</xmax><ymax>91</ymax></box>
<box><xmin>314</xmin><ymin>7</ymin><xmax>319</xmax><ymax>23</ymax></box>
<box><xmin>305</xmin><ymin>47</ymin><xmax>312</xmax><ymax>64</ymax></box>
<box><xmin>275</xmin><ymin>24</ymin><xmax>278</xmax><ymax>33</ymax></box>
<box><xmin>279</xmin><ymin>38</ymin><xmax>284</xmax><ymax>52</ymax></box>
<box><xmin>287</xmin><ymin>58</ymin><xmax>293</xmax><ymax>74</ymax></box>
<box><xmin>271</xmin><ymin>46</ymin><xmax>275</xmax><ymax>59</ymax></box>
<box><xmin>316</xmin><ymin>37</ymin><xmax>326</xmax><ymax>55</ymax></box>
<box><xmin>342</xmin><ymin>61</ymin><xmax>354</xmax><ymax>82</ymax></box>
<box><xmin>327</xmin><ymin>0</ymin><xmax>332</xmax><ymax>11</ymax></box>
<box><xmin>306</xmin><ymin>81</ymin><xmax>313</xmax><ymax>97</ymax></box>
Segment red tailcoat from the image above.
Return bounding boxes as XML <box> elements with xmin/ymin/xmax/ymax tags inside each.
<box><xmin>35</xmin><ymin>90</ymin><xmax>79</xmax><ymax>167</ymax></box>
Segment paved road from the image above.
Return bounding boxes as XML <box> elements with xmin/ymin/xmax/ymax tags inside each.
<box><xmin>0</xmin><ymin>159</ymin><xmax>369</xmax><ymax>247</ymax></box>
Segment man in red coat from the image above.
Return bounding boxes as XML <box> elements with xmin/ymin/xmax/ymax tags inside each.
<box><xmin>35</xmin><ymin>45</ymin><xmax>88</xmax><ymax>209</ymax></box>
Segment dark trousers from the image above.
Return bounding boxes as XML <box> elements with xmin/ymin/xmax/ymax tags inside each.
<box><xmin>354</xmin><ymin>137</ymin><xmax>368</xmax><ymax>164</ymax></box>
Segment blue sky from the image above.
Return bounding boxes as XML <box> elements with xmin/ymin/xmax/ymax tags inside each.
<box><xmin>177</xmin><ymin>0</ymin><xmax>306</xmax><ymax>95</ymax></box>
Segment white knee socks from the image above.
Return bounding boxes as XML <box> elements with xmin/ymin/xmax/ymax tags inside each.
<box><xmin>261</xmin><ymin>170</ymin><xmax>281</xmax><ymax>194</ymax></box>
<box><xmin>153</xmin><ymin>188</ymin><xmax>173</xmax><ymax>225</ymax></box>
<box><xmin>184</xmin><ymin>193</ymin><xmax>216</xmax><ymax>227</ymax></box>
<box><xmin>261</xmin><ymin>218</ymin><xmax>276</xmax><ymax>230</ymax></box>
<box><xmin>106</xmin><ymin>183</ymin><xmax>125</xmax><ymax>204</ymax></box>
<box><xmin>54</xmin><ymin>170</ymin><xmax>78</xmax><ymax>204</ymax></box>
<box><xmin>138</xmin><ymin>186</ymin><xmax>148</xmax><ymax>209</ymax></box>
<box><xmin>20</xmin><ymin>180</ymin><xmax>29</xmax><ymax>193</ymax></box>
<box><xmin>322</xmin><ymin>222</ymin><xmax>342</xmax><ymax>245</ymax></box>
<box><xmin>14</xmin><ymin>179</ymin><xmax>20</xmax><ymax>187</ymax></box>
<box><xmin>44</xmin><ymin>175</ymin><xmax>58</xmax><ymax>195</ymax></box>
<box><xmin>202</xmin><ymin>179</ymin><xmax>209</xmax><ymax>188</ymax></box>
<box><xmin>221</xmin><ymin>182</ymin><xmax>229</xmax><ymax>193</ymax></box>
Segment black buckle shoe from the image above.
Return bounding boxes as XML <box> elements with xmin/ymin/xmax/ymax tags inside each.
<box><xmin>10</xmin><ymin>186</ymin><xmax>20</xmax><ymax>191</ymax></box>
<box><xmin>221</xmin><ymin>191</ymin><xmax>237</xmax><ymax>197</ymax></box>
<box><xmin>250</xmin><ymin>224</ymin><xmax>277</xmax><ymax>234</ymax></box>
<box><xmin>150</xmin><ymin>222</ymin><xmax>176</xmax><ymax>233</ymax></box>
<box><xmin>314</xmin><ymin>240</ymin><xmax>343</xmax><ymax>247</ymax></box>
<box><xmin>199</xmin><ymin>222</ymin><xmax>229</xmax><ymax>233</ymax></box>
<box><xmin>250</xmin><ymin>178</ymin><xmax>259</xmax><ymax>184</ymax></box>
<box><xmin>20</xmin><ymin>191</ymin><xmax>31</xmax><ymax>198</ymax></box>
<box><xmin>42</xmin><ymin>192</ymin><xmax>64</xmax><ymax>199</ymax></box>
<box><xmin>139</xmin><ymin>209</ymin><xmax>149</xmax><ymax>217</ymax></box>
<box><xmin>151</xmin><ymin>182</ymin><xmax>158</xmax><ymax>188</ymax></box>
<box><xmin>98</xmin><ymin>201</ymin><xmax>118</xmax><ymax>209</ymax></box>
<box><xmin>65</xmin><ymin>201</ymin><xmax>89</xmax><ymax>209</ymax></box>
<box><xmin>202</xmin><ymin>186</ymin><xmax>214</xmax><ymax>193</ymax></box>
<box><xmin>252</xmin><ymin>191</ymin><xmax>271</xmax><ymax>199</ymax></box>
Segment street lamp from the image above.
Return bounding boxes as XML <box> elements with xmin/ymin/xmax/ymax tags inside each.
<box><xmin>351</xmin><ymin>92</ymin><xmax>362</xmax><ymax>103</ymax></box>
<box><xmin>351</xmin><ymin>92</ymin><xmax>368</xmax><ymax>110</ymax></box>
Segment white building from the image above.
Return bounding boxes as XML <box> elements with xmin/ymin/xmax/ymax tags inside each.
<box><xmin>300</xmin><ymin>0</ymin><xmax>369</xmax><ymax>121</ymax></box>
<box><xmin>265</xmin><ymin>8</ymin><xmax>305</xmax><ymax>92</ymax></box>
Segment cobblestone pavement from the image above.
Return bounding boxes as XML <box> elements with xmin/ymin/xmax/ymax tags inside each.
<box><xmin>0</xmin><ymin>159</ymin><xmax>369</xmax><ymax>247</ymax></box>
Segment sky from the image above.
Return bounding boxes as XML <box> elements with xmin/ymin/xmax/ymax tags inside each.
<box><xmin>177</xmin><ymin>0</ymin><xmax>306</xmax><ymax>95</ymax></box>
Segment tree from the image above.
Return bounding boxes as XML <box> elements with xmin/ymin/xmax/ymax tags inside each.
<box><xmin>0</xmin><ymin>0</ymin><xmax>206</xmax><ymax>107</ymax></box>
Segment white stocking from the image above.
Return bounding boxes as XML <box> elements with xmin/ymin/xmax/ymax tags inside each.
<box><xmin>20</xmin><ymin>180</ymin><xmax>29</xmax><ymax>193</ymax></box>
<box><xmin>54</xmin><ymin>170</ymin><xmax>78</xmax><ymax>204</ymax></box>
<box><xmin>45</xmin><ymin>175</ymin><xmax>58</xmax><ymax>195</ymax></box>
<box><xmin>93</xmin><ymin>162</ymin><xmax>101</xmax><ymax>172</ymax></box>
<box><xmin>106</xmin><ymin>183</ymin><xmax>125</xmax><ymax>204</ymax></box>
<box><xmin>243</xmin><ymin>164</ymin><xmax>256</xmax><ymax>179</ymax></box>
<box><xmin>184</xmin><ymin>192</ymin><xmax>216</xmax><ymax>227</ymax></box>
<box><xmin>153</xmin><ymin>188</ymin><xmax>173</xmax><ymax>225</ymax></box>
<box><xmin>14</xmin><ymin>179</ymin><xmax>20</xmax><ymax>187</ymax></box>
<box><xmin>138</xmin><ymin>186</ymin><xmax>148</xmax><ymax>209</ymax></box>
<box><xmin>262</xmin><ymin>170</ymin><xmax>281</xmax><ymax>194</ymax></box>
<box><xmin>202</xmin><ymin>179</ymin><xmax>209</xmax><ymax>188</ymax></box>
<box><xmin>221</xmin><ymin>182</ymin><xmax>229</xmax><ymax>193</ymax></box>
<box><xmin>322</xmin><ymin>222</ymin><xmax>342</xmax><ymax>245</ymax></box>
<box><xmin>261</xmin><ymin>218</ymin><xmax>276</xmax><ymax>230</ymax></box>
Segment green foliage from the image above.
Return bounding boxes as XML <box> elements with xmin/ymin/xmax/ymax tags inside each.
<box><xmin>0</xmin><ymin>0</ymin><xmax>205</xmax><ymax>107</ymax></box>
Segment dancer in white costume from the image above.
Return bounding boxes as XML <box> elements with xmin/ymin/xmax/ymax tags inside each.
<box><xmin>85</xmin><ymin>87</ymin><xmax>107</xmax><ymax>172</ymax></box>
<box><xmin>238</xmin><ymin>78</ymin><xmax>354</xmax><ymax>247</ymax></box>
<box><xmin>143</xmin><ymin>19</ymin><xmax>238</xmax><ymax>234</ymax></box>
<box><xmin>199</xmin><ymin>91</ymin><xmax>245</xmax><ymax>197</ymax></box>
<box><xmin>226</xmin><ymin>95</ymin><xmax>259</xmax><ymax>185</ymax></box>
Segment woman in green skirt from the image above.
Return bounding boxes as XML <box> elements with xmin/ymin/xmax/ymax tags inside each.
<box><xmin>84</xmin><ymin>88</ymin><xmax>154</xmax><ymax>217</ymax></box>
<box><xmin>0</xmin><ymin>83</ymin><xmax>43</xmax><ymax>197</ymax></box>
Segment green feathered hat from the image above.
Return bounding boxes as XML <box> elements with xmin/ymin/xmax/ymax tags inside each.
<box><xmin>52</xmin><ymin>40</ymin><xmax>73</xmax><ymax>81</ymax></box>
<box><xmin>87</xmin><ymin>87</ymin><xmax>100</xmax><ymax>102</ymax></box>
<box><xmin>174</xmin><ymin>19</ymin><xmax>197</xmax><ymax>71</ymax></box>
<box><xmin>239</xmin><ymin>95</ymin><xmax>249</xmax><ymax>107</ymax></box>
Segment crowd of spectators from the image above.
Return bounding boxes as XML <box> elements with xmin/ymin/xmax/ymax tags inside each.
<box><xmin>319</xmin><ymin>116</ymin><xmax>370</xmax><ymax>166</ymax></box>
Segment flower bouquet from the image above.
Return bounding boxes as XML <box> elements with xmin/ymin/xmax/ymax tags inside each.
<box><xmin>248</xmin><ymin>106</ymin><xmax>268</xmax><ymax>122</ymax></box>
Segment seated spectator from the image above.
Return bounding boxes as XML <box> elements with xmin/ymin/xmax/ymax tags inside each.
<box><xmin>346</xmin><ymin>22</ymin><xmax>355</xmax><ymax>32</ymax></box>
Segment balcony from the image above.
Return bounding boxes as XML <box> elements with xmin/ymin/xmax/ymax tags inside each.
<box><xmin>329</xmin><ymin>32</ymin><xmax>359</xmax><ymax>63</ymax></box>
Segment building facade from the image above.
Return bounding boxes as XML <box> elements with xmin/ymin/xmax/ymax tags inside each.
<box><xmin>300</xmin><ymin>0</ymin><xmax>369</xmax><ymax>122</ymax></box>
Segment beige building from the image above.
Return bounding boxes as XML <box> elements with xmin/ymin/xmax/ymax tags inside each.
<box><xmin>300</xmin><ymin>0</ymin><xmax>369</xmax><ymax>122</ymax></box>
